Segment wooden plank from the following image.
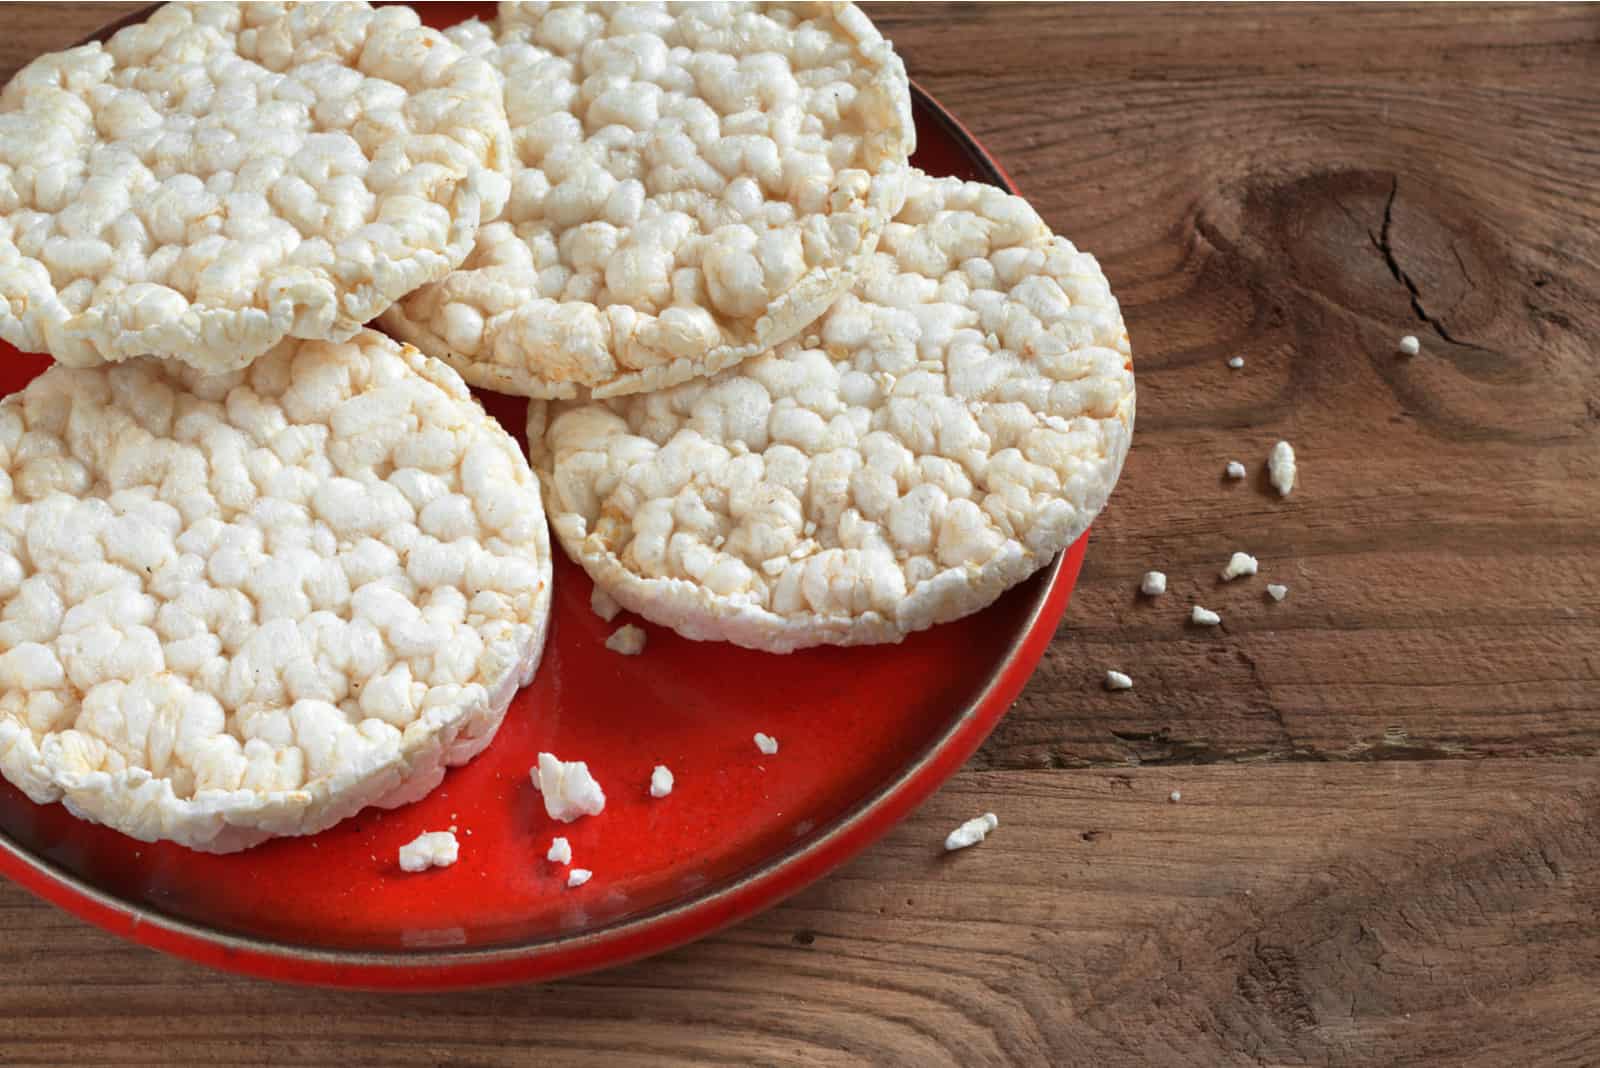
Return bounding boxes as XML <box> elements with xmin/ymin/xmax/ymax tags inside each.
<box><xmin>3</xmin><ymin>762</ymin><xmax>1598</xmax><ymax>1066</ymax></box>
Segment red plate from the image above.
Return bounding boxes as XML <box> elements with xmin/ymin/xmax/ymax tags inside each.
<box><xmin>0</xmin><ymin>4</ymin><xmax>1090</xmax><ymax>990</ymax></box>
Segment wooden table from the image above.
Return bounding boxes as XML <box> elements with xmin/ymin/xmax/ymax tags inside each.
<box><xmin>3</xmin><ymin>3</ymin><xmax>1597</xmax><ymax>1064</ymax></box>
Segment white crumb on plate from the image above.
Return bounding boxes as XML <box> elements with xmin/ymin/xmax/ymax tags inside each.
<box><xmin>1228</xmin><ymin>356</ymin><xmax>1245</xmax><ymax>369</ymax></box>
<box><xmin>1269</xmin><ymin>441</ymin><xmax>1297</xmax><ymax>497</ymax></box>
<box><xmin>1267</xmin><ymin>584</ymin><xmax>1289</xmax><ymax>601</ymax></box>
<box><xmin>1141</xmin><ymin>571</ymin><xmax>1167</xmax><ymax>596</ymax></box>
<box><xmin>546</xmin><ymin>836</ymin><xmax>572</xmax><ymax>865</ymax></box>
<box><xmin>1220</xmin><ymin>552</ymin><xmax>1259</xmax><ymax>581</ymax></box>
<box><xmin>1191</xmin><ymin>606</ymin><xmax>1222</xmax><ymax>626</ymax></box>
<box><xmin>398</xmin><ymin>831</ymin><xmax>459</xmax><ymax>873</ymax></box>
<box><xmin>567</xmin><ymin>868</ymin><xmax>593</xmax><ymax>889</ymax></box>
<box><xmin>605</xmin><ymin>624</ymin><xmax>647</xmax><ymax>656</ymax></box>
<box><xmin>650</xmin><ymin>765</ymin><xmax>674</xmax><ymax>798</ymax></box>
<box><xmin>1225</xmin><ymin>460</ymin><xmax>1247</xmax><ymax>480</ymax></box>
<box><xmin>944</xmin><ymin>812</ymin><xmax>999</xmax><ymax>851</ymax></box>
<box><xmin>1398</xmin><ymin>335</ymin><xmax>1420</xmax><ymax>356</ymax></box>
<box><xmin>754</xmin><ymin>733</ymin><xmax>780</xmax><ymax>756</ymax></box>
<box><xmin>1105</xmin><ymin>670</ymin><xmax>1134</xmax><ymax>691</ymax></box>
<box><xmin>591</xmin><ymin>586</ymin><xmax>622</xmax><ymax>622</ymax></box>
<box><xmin>1169</xmin><ymin>791</ymin><xmax>1182</xmax><ymax>803</ymax></box>
<box><xmin>531</xmin><ymin>753</ymin><xmax>607</xmax><ymax>823</ymax></box>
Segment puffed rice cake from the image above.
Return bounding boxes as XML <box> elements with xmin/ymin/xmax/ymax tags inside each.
<box><xmin>529</xmin><ymin>170</ymin><xmax>1134</xmax><ymax>652</ymax></box>
<box><xmin>0</xmin><ymin>1</ymin><xmax>514</xmax><ymax>373</ymax></box>
<box><xmin>0</xmin><ymin>330</ymin><xmax>551</xmax><ymax>851</ymax></box>
<box><xmin>381</xmin><ymin>1</ymin><xmax>915</xmax><ymax>399</ymax></box>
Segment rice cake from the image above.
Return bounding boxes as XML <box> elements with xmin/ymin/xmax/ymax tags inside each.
<box><xmin>382</xmin><ymin>1</ymin><xmax>914</xmax><ymax>399</ymax></box>
<box><xmin>0</xmin><ymin>330</ymin><xmax>551</xmax><ymax>852</ymax></box>
<box><xmin>530</xmin><ymin>170</ymin><xmax>1134</xmax><ymax>652</ymax></box>
<box><xmin>0</xmin><ymin>1</ymin><xmax>513</xmax><ymax>373</ymax></box>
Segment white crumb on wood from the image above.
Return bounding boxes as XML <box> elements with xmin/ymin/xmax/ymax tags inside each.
<box><xmin>1220</xmin><ymin>552</ymin><xmax>1259</xmax><ymax>581</ymax></box>
<box><xmin>1398</xmin><ymin>335</ymin><xmax>1420</xmax><ymax>356</ymax></box>
<box><xmin>1191</xmin><ymin>606</ymin><xmax>1222</xmax><ymax>626</ymax></box>
<box><xmin>1169</xmin><ymin>791</ymin><xmax>1182</xmax><ymax>803</ymax></box>
<box><xmin>1227</xmin><ymin>356</ymin><xmax>1245</xmax><ymax>369</ymax></box>
<box><xmin>944</xmin><ymin>813</ymin><xmax>999</xmax><ymax>851</ymax></box>
<box><xmin>1269</xmin><ymin>441</ymin><xmax>1296</xmax><ymax>496</ymax></box>
<box><xmin>1105</xmin><ymin>670</ymin><xmax>1134</xmax><ymax>691</ymax></box>
<box><xmin>605</xmin><ymin>624</ymin><xmax>646</xmax><ymax>655</ymax></box>
<box><xmin>1225</xmin><ymin>460</ymin><xmax>1247</xmax><ymax>480</ymax></box>
<box><xmin>1267</xmin><ymin>584</ymin><xmax>1289</xmax><ymax>601</ymax></box>
<box><xmin>1140</xmin><ymin>571</ymin><xmax>1167</xmax><ymax>596</ymax></box>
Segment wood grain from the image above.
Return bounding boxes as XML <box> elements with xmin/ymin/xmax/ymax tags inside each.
<box><xmin>2</xmin><ymin>3</ymin><xmax>1598</xmax><ymax>1066</ymax></box>
<box><xmin>4</xmin><ymin>763</ymin><xmax>1598</xmax><ymax>1066</ymax></box>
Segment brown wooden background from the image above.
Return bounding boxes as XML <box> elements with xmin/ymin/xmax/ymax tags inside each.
<box><xmin>2</xmin><ymin>4</ymin><xmax>1598</xmax><ymax>1065</ymax></box>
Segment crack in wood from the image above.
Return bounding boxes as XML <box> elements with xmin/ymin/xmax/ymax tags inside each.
<box><xmin>1370</xmin><ymin>176</ymin><xmax>1471</xmax><ymax>347</ymax></box>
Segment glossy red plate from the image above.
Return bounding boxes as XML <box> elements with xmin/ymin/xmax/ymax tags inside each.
<box><xmin>0</xmin><ymin>3</ymin><xmax>1089</xmax><ymax>990</ymax></box>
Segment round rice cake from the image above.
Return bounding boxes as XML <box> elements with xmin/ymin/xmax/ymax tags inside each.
<box><xmin>529</xmin><ymin>170</ymin><xmax>1134</xmax><ymax>652</ymax></box>
<box><xmin>0</xmin><ymin>330</ymin><xmax>551</xmax><ymax>852</ymax></box>
<box><xmin>380</xmin><ymin>1</ymin><xmax>914</xmax><ymax>399</ymax></box>
<box><xmin>0</xmin><ymin>1</ymin><xmax>514</xmax><ymax>373</ymax></box>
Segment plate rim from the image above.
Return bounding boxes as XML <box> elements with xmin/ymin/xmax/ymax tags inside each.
<box><xmin>0</xmin><ymin>57</ymin><xmax>1071</xmax><ymax>988</ymax></box>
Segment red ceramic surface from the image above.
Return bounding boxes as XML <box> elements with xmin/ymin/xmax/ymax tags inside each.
<box><xmin>0</xmin><ymin>3</ymin><xmax>1089</xmax><ymax>990</ymax></box>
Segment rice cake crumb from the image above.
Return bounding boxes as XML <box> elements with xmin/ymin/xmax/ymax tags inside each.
<box><xmin>1269</xmin><ymin>441</ymin><xmax>1297</xmax><ymax>497</ymax></box>
<box><xmin>1169</xmin><ymin>791</ymin><xmax>1182</xmax><ymax>803</ymax></box>
<box><xmin>754</xmin><ymin>733</ymin><xmax>780</xmax><ymax>756</ymax></box>
<box><xmin>1227</xmin><ymin>356</ymin><xmax>1245</xmax><ymax>369</ymax></box>
<box><xmin>567</xmin><ymin>868</ymin><xmax>593</xmax><ymax>888</ymax></box>
<box><xmin>1141</xmin><ymin>571</ymin><xmax>1167</xmax><ymax>596</ymax></box>
<box><xmin>1105</xmin><ymin>670</ymin><xmax>1134</xmax><ymax>691</ymax></box>
<box><xmin>605</xmin><ymin>624</ymin><xmax>647</xmax><ymax>656</ymax></box>
<box><xmin>546</xmin><ymin>836</ymin><xmax>572</xmax><ymax>865</ymax></box>
<box><xmin>532</xmin><ymin>753</ymin><xmax>606</xmax><ymax>822</ymax></box>
<box><xmin>1225</xmin><ymin>461</ymin><xmax>1247</xmax><ymax>480</ymax></box>
<box><xmin>1267</xmin><ymin>584</ymin><xmax>1289</xmax><ymax>601</ymax></box>
<box><xmin>1398</xmin><ymin>335</ymin><xmax>1421</xmax><ymax>356</ymax></box>
<box><xmin>650</xmin><ymin>765</ymin><xmax>674</xmax><ymax>799</ymax></box>
<box><xmin>944</xmin><ymin>812</ymin><xmax>999</xmax><ymax>851</ymax></box>
<box><xmin>399</xmin><ymin>831</ymin><xmax>460</xmax><ymax>873</ymax></box>
<box><xmin>1220</xmin><ymin>552</ymin><xmax>1259</xmax><ymax>581</ymax></box>
<box><xmin>1191</xmin><ymin>606</ymin><xmax>1222</xmax><ymax>626</ymax></box>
